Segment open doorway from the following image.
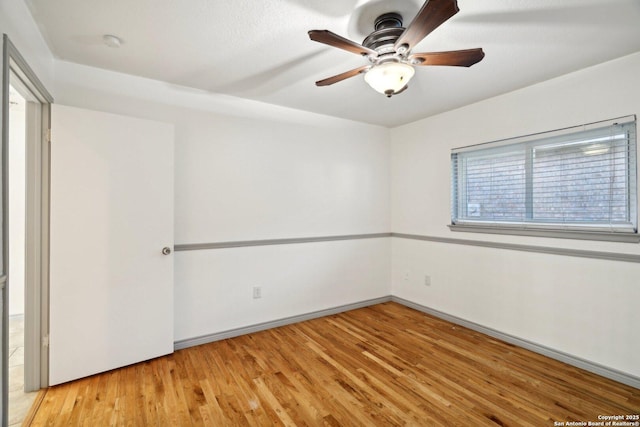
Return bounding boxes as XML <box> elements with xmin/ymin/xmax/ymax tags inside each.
<box><xmin>7</xmin><ymin>82</ymin><xmax>37</xmax><ymax>426</ymax></box>
<box><xmin>2</xmin><ymin>35</ymin><xmax>53</xmax><ymax>426</ymax></box>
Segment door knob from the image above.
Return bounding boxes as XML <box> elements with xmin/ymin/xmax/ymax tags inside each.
<box><xmin>162</xmin><ymin>247</ymin><xmax>172</xmax><ymax>255</ymax></box>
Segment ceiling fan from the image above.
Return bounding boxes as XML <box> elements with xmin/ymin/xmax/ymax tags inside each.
<box><xmin>308</xmin><ymin>0</ymin><xmax>484</xmax><ymax>97</ymax></box>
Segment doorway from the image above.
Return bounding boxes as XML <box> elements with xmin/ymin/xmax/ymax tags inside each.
<box><xmin>2</xmin><ymin>35</ymin><xmax>53</xmax><ymax>426</ymax></box>
<box><xmin>7</xmin><ymin>82</ymin><xmax>37</xmax><ymax>426</ymax></box>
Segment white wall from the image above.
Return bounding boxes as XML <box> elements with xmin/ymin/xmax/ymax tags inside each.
<box><xmin>176</xmin><ymin>239</ymin><xmax>389</xmax><ymax>340</ymax></box>
<box><xmin>53</xmin><ymin>61</ymin><xmax>391</xmax><ymax>343</ymax></box>
<box><xmin>390</xmin><ymin>52</ymin><xmax>640</xmax><ymax>378</ymax></box>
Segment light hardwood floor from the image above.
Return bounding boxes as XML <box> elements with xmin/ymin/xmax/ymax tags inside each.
<box><xmin>27</xmin><ymin>302</ymin><xmax>639</xmax><ymax>426</ymax></box>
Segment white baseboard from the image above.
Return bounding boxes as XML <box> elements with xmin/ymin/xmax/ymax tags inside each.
<box><xmin>391</xmin><ymin>296</ymin><xmax>640</xmax><ymax>390</ymax></box>
<box><xmin>173</xmin><ymin>295</ymin><xmax>640</xmax><ymax>390</ymax></box>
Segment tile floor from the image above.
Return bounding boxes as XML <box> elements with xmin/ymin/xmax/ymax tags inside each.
<box><xmin>8</xmin><ymin>315</ymin><xmax>38</xmax><ymax>426</ymax></box>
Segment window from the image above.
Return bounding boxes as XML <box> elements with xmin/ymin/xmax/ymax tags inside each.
<box><xmin>450</xmin><ymin>116</ymin><xmax>638</xmax><ymax>242</ymax></box>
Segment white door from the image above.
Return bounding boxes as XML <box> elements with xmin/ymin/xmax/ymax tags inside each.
<box><xmin>49</xmin><ymin>105</ymin><xmax>174</xmax><ymax>385</ymax></box>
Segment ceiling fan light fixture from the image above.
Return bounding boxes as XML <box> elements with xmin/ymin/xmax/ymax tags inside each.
<box><xmin>364</xmin><ymin>62</ymin><xmax>415</xmax><ymax>97</ymax></box>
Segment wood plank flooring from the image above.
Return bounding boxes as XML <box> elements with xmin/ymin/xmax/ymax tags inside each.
<box><xmin>28</xmin><ymin>302</ymin><xmax>640</xmax><ymax>426</ymax></box>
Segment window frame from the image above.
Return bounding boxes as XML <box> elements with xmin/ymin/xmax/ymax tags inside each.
<box><xmin>449</xmin><ymin>116</ymin><xmax>639</xmax><ymax>243</ymax></box>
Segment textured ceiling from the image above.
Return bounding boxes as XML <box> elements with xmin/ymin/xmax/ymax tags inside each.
<box><xmin>25</xmin><ymin>0</ymin><xmax>640</xmax><ymax>127</ymax></box>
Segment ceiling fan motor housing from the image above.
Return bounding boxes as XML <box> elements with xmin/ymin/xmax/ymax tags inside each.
<box><xmin>363</xmin><ymin>13</ymin><xmax>406</xmax><ymax>56</ymax></box>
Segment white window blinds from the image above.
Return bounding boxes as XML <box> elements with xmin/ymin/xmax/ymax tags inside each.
<box><xmin>451</xmin><ymin>116</ymin><xmax>637</xmax><ymax>239</ymax></box>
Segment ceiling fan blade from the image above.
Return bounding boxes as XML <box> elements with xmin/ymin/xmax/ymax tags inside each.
<box><xmin>394</xmin><ymin>0</ymin><xmax>459</xmax><ymax>52</ymax></box>
<box><xmin>315</xmin><ymin>65</ymin><xmax>372</xmax><ymax>86</ymax></box>
<box><xmin>309</xmin><ymin>30</ymin><xmax>378</xmax><ymax>57</ymax></box>
<box><xmin>409</xmin><ymin>48</ymin><xmax>484</xmax><ymax>67</ymax></box>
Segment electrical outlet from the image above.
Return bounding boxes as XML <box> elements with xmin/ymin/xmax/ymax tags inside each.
<box><xmin>252</xmin><ymin>286</ymin><xmax>262</xmax><ymax>299</ymax></box>
<box><xmin>424</xmin><ymin>275</ymin><xmax>431</xmax><ymax>286</ymax></box>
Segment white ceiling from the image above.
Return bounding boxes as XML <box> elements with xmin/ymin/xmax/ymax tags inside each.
<box><xmin>25</xmin><ymin>0</ymin><xmax>640</xmax><ymax>127</ymax></box>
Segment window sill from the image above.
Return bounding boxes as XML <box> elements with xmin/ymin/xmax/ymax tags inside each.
<box><xmin>448</xmin><ymin>223</ymin><xmax>640</xmax><ymax>243</ymax></box>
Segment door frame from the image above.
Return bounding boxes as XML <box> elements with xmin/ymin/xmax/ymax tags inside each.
<box><xmin>2</xmin><ymin>35</ymin><xmax>53</xmax><ymax>420</ymax></box>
